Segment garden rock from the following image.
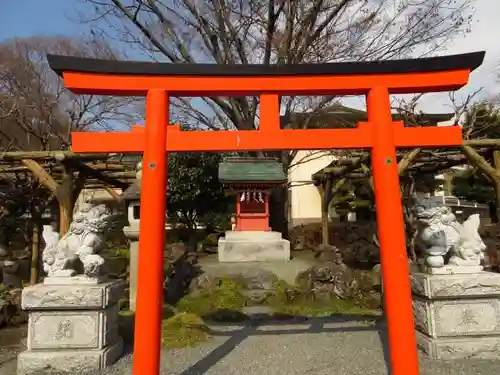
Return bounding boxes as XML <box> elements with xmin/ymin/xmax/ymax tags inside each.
<box><xmin>0</xmin><ymin>298</ymin><xmax>7</xmax><ymax>326</ymax></box>
<box><xmin>0</xmin><ymin>287</ymin><xmax>25</xmax><ymax>327</ymax></box>
<box><xmin>241</xmin><ymin>289</ymin><xmax>273</xmax><ymax>305</ymax></box>
<box><xmin>1</xmin><ymin>260</ymin><xmax>21</xmax><ymax>289</ymax></box>
<box><xmin>313</xmin><ymin>244</ymin><xmax>343</xmax><ymax>263</ymax></box>
<box><xmin>289</xmin><ymin>222</ymin><xmax>380</xmax><ymax>266</ymax></box>
<box><xmin>164</xmin><ymin>242</ymin><xmax>201</xmax><ymax>304</ymax></box>
<box><xmin>296</xmin><ymin>261</ymin><xmax>381</xmax><ymax>308</ymax></box>
<box><xmin>235</xmin><ymin>269</ymin><xmax>278</xmax><ymax>290</ymax></box>
<box><xmin>191</xmin><ymin>268</ymin><xmax>278</xmax><ymax>292</ymax></box>
<box><xmin>189</xmin><ymin>268</ymin><xmax>278</xmax><ymax>305</ymax></box>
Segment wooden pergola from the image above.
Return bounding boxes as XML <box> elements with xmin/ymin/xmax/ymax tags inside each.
<box><xmin>312</xmin><ymin>139</ymin><xmax>500</xmax><ymax>246</ymax></box>
<box><xmin>0</xmin><ymin>151</ymin><xmax>140</xmax><ymax>228</ymax></box>
<box><xmin>0</xmin><ymin>150</ymin><xmax>140</xmax><ymax>283</ymax></box>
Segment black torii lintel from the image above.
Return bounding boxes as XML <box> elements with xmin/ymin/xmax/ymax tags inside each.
<box><xmin>47</xmin><ymin>51</ymin><xmax>485</xmax><ymax>77</ymax></box>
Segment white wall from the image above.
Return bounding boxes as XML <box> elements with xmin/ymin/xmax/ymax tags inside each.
<box><xmin>288</xmin><ymin>150</ymin><xmax>337</xmax><ymax>226</ymax></box>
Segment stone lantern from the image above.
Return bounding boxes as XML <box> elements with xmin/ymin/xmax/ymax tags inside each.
<box><xmin>122</xmin><ymin>181</ymin><xmax>141</xmax><ymax>311</ymax></box>
<box><xmin>122</xmin><ymin>161</ymin><xmax>167</xmax><ymax>311</ymax></box>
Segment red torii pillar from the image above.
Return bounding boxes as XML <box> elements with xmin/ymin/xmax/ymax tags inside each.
<box><xmin>47</xmin><ymin>51</ymin><xmax>485</xmax><ymax>375</ymax></box>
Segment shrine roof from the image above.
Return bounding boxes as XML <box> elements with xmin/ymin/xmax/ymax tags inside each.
<box><xmin>281</xmin><ymin>104</ymin><xmax>454</xmax><ymax>129</ymax></box>
<box><xmin>219</xmin><ymin>157</ymin><xmax>287</xmax><ymax>184</ymax></box>
<box><xmin>47</xmin><ymin>52</ymin><xmax>484</xmax><ymax>77</ymax></box>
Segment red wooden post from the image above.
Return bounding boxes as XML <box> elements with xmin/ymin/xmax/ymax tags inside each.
<box><xmin>367</xmin><ymin>87</ymin><xmax>419</xmax><ymax>375</ymax></box>
<box><xmin>132</xmin><ymin>89</ymin><xmax>169</xmax><ymax>375</ymax></box>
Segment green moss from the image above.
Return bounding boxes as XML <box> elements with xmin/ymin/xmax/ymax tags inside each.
<box><xmin>118</xmin><ymin>310</ymin><xmax>211</xmax><ymax>349</ymax></box>
<box><xmin>266</xmin><ymin>280</ymin><xmax>379</xmax><ymax>317</ymax></box>
<box><xmin>176</xmin><ymin>278</ymin><xmax>247</xmax><ymax>321</ymax></box>
<box><xmin>115</xmin><ymin>248</ymin><xmax>130</xmax><ymax>259</ymax></box>
<box><xmin>118</xmin><ymin>310</ymin><xmax>135</xmax><ymax>317</ymax></box>
<box><xmin>118</xmin><ymin>310</ymin><xmax>136</xmax><ymax>344</ymax></box>
<box><xmin>118</xmin><ymin>298</ymin><xmax>130</xmax><ymax>311</ymax></box>
<box><xmin>203</xmin><ymin>233</ymin><xmax>220</xmax><ymax>247</ymax></box>
<box><xmin>161</xmin><ymin>313</ymin><xmax>211</xmax><ymax>348</ymax></box>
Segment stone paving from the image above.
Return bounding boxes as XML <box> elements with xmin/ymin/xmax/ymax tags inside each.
<box><xmin>3</xmin><ymin>317</ymin><xmax>500</xmax><ymax>375</ymax></box>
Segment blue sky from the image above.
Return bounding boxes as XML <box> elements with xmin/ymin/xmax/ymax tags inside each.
<box><xmin>0</xmin><ymin>0</ymin><xmax>90</xmax><ymax>41</ymax></box>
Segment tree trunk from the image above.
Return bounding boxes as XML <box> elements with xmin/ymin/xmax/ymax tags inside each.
<box><xmin>58</xmin><ymin>199</ymin><xmax>72</xmax><ymax>236</ymax></box>
<box><xmin>493</xmin><ymin>182</ymin><xmax>500</xmax><ymax>224</ymax></box>
<box><xmin>269</xmin><ymin>185</ymin><xmax>288</xmax><ymax>238</ymax></box>
<box><xmin>489</xmin><ymin>201</ymin><xmax>499</xmax><ymax>224</ymax></box>
<box><xmin>268</xmin><ymin>151</ymin><xmax>291</xmax><ymax>239</ymax></box>
<box><xmin>30</xmin><ymin>221</ymin><xmax>41</xmax><ymax>285</ymax></box>
<box><xmin>57</xmin><ymin>162</ymin><xmax>74</xmax><ymax>236</ymax></box>
<box><xmin>493</xmin><ymin>151</ymin><xmax>500</xmax><ymax>224</ymax></box>
<box><xmin>187</xmin><ymin>227</ymin><xmax>198</xmax><ymax>252</ymax></box>
<box><xmin>21</xmin><ymin>158</ymin><xmax>75</xmax><ymax>236</ymax></box>
<box><xmin>321</xmin><ymin>176</ymin><xmax>333</xmax><ymax>245</ymax></box>
<box><xmin>401</xmin><ymin>176</ymin><xmax>418</xmax><ymax>263</ymax></box>
<box><xmin>321</xmin><ymin>210</ymin><xmax>329</xmax><ymax>245</ymax></box>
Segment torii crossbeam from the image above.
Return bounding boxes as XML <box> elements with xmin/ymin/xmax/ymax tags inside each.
<box><xmin>48</xmin><ymin>51</ymin><xmax>485</xmax><ymax>375</ymax></box>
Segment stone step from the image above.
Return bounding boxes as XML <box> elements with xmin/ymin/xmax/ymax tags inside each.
<box><xmin>241</xmin><ymin>305</ymin><xmax>275</xmax><ymax>321</ymax></box>
<box><xmin>241</xmin><ymin>289</ymin><xmax>274</xmax><ymax>305</ymax></box>
<box><xmin>224</xmin><ymin>231</ymin><xmax>283</xmax><ymax>241</ymax></box>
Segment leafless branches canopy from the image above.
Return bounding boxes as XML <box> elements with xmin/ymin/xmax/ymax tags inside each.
<box><xmin>80</xmin><ymin>0</ymin><xmax>473</xmax><ymax>161</ymax></box>
<box><xmin>0</xmin><ymin>35</ymin><xmax>142</xmax><ymax>245</ymax></box>
<box><xmin>0</xmin><ymin>35</ymin><xmax>140</xmax><ymax>152</ymax></box>
<box><xmin>74</xmin><ymin>0</ymin><xmax>474</xmax><ymax>234</ymax></box>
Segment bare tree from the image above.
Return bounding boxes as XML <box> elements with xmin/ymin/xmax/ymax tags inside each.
<box><xmin>77</xmin><ymin>0</ymin><xmax>474</xmax><ymax>128</ymax></box>
<box><xmin>0</xmin><ymin>35</ymin><xmax>141</xmax><ymax>152</ymax></box>
<box><xmin>76</xmin><ymin>0</ymin><xmax>475</xmax><ymax>232</ymax></box>
<box><xmin>0</xmin><ymin>35</ymin><xmax>142</xmax><ymax>246</ymax></box>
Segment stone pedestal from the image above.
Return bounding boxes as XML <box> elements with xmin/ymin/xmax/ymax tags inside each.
<box><xmin>123</xmin><ymin>225</ymin><xmax>139</xmax><ymax>312</ymax></box>
<box><xmin>123</xmin><ymin>224</ymin><xmax>168</xmax><ymax>311</ymax></box>
<box><xmin>17</xmin><ymin>279</ymin><xmax>125</xmax><ymax>375</ymax></box>
<box><xmin>411</xmin><ymin>271</ymin><xmax>500</xmax><ymax>360</ymax></box>
<box><xmin>218</xmin><ymin>231</ymin><xmax>290</xmax><ymax>262</ymax></box>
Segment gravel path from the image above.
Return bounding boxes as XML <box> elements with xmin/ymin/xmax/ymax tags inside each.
<box><xmin>2</xmin><ymin>318</ymin><xmax>500</xmax><ymax>375</ymax></box>
<box><xmin>105</xmin><ymin>317</ymin><xmax>500</xmax><ymax>375</ymax></box>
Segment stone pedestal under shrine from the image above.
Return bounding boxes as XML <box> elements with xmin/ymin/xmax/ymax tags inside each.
<box><xmin>218</xmin><ymin>230</ymin><xmax>290</xmax><ymax>262</ymax></box>
<box><xmin>217</xmin><ymin>157</ymin><xmax>290</xmax><ymax>262</ymax></box>
<box><xmin>411</xmin><ymin>270</ymin><xmax>500</xmax><ymax>359</ymax></box>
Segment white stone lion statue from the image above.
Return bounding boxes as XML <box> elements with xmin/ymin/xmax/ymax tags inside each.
<box><xmin>413</xmin><ymin>197</ymin><xmax>486</xmax><ymax>269</ymax></box>
<box><xmin>42</xmin><ymin>203</ymin><xmax>112</xmax><ymax>278</ymax></box>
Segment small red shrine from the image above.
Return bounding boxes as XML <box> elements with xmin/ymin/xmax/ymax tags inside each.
<box><xmin>218</xmin><ymin>157</ymin><xmax>287</xmax><ymax>231</ymax></box>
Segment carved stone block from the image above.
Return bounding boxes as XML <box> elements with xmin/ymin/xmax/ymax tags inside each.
<box><xmin>17</xmin><ymin>339</ymin><xmax>123</xmax><ymax>375</ymax></box>
<box><xmin>411</xmin><ymin>271</ymin><xmax>500</xmax><ymax>360</ymax></box>
<box><xmin>411</xmin><ymin>271</ymin><xmax>500</xmax><ymax>299</ymax></box>
<box><xmin>21</xmin><ymin>279</ymin><xmax>124</xmax><ymax>310</ymax></box>
<box><xmin>416</xmin><ymin>331</ymin><xmax>500</xmax><ymax>360</ymax></box>
<box><xmin>27</xmin><ymin>305</ymin><xmax>119</xmax><ymax>350</ymax></box>
<box><xmin>18</xmin><ymin>280</ymin><xmax>124</xmax><ymax>374</ymax></box>
<box><xmin>413</xmin><ymin>297</ymin><xmax>500</xmax><ymax>338</ymax></box>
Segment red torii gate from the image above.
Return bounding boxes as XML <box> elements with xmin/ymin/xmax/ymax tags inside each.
<box><xmin>47</xmin><ymin>51</ymin><xmax>485</xmax><ymax>375</ymax></box>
